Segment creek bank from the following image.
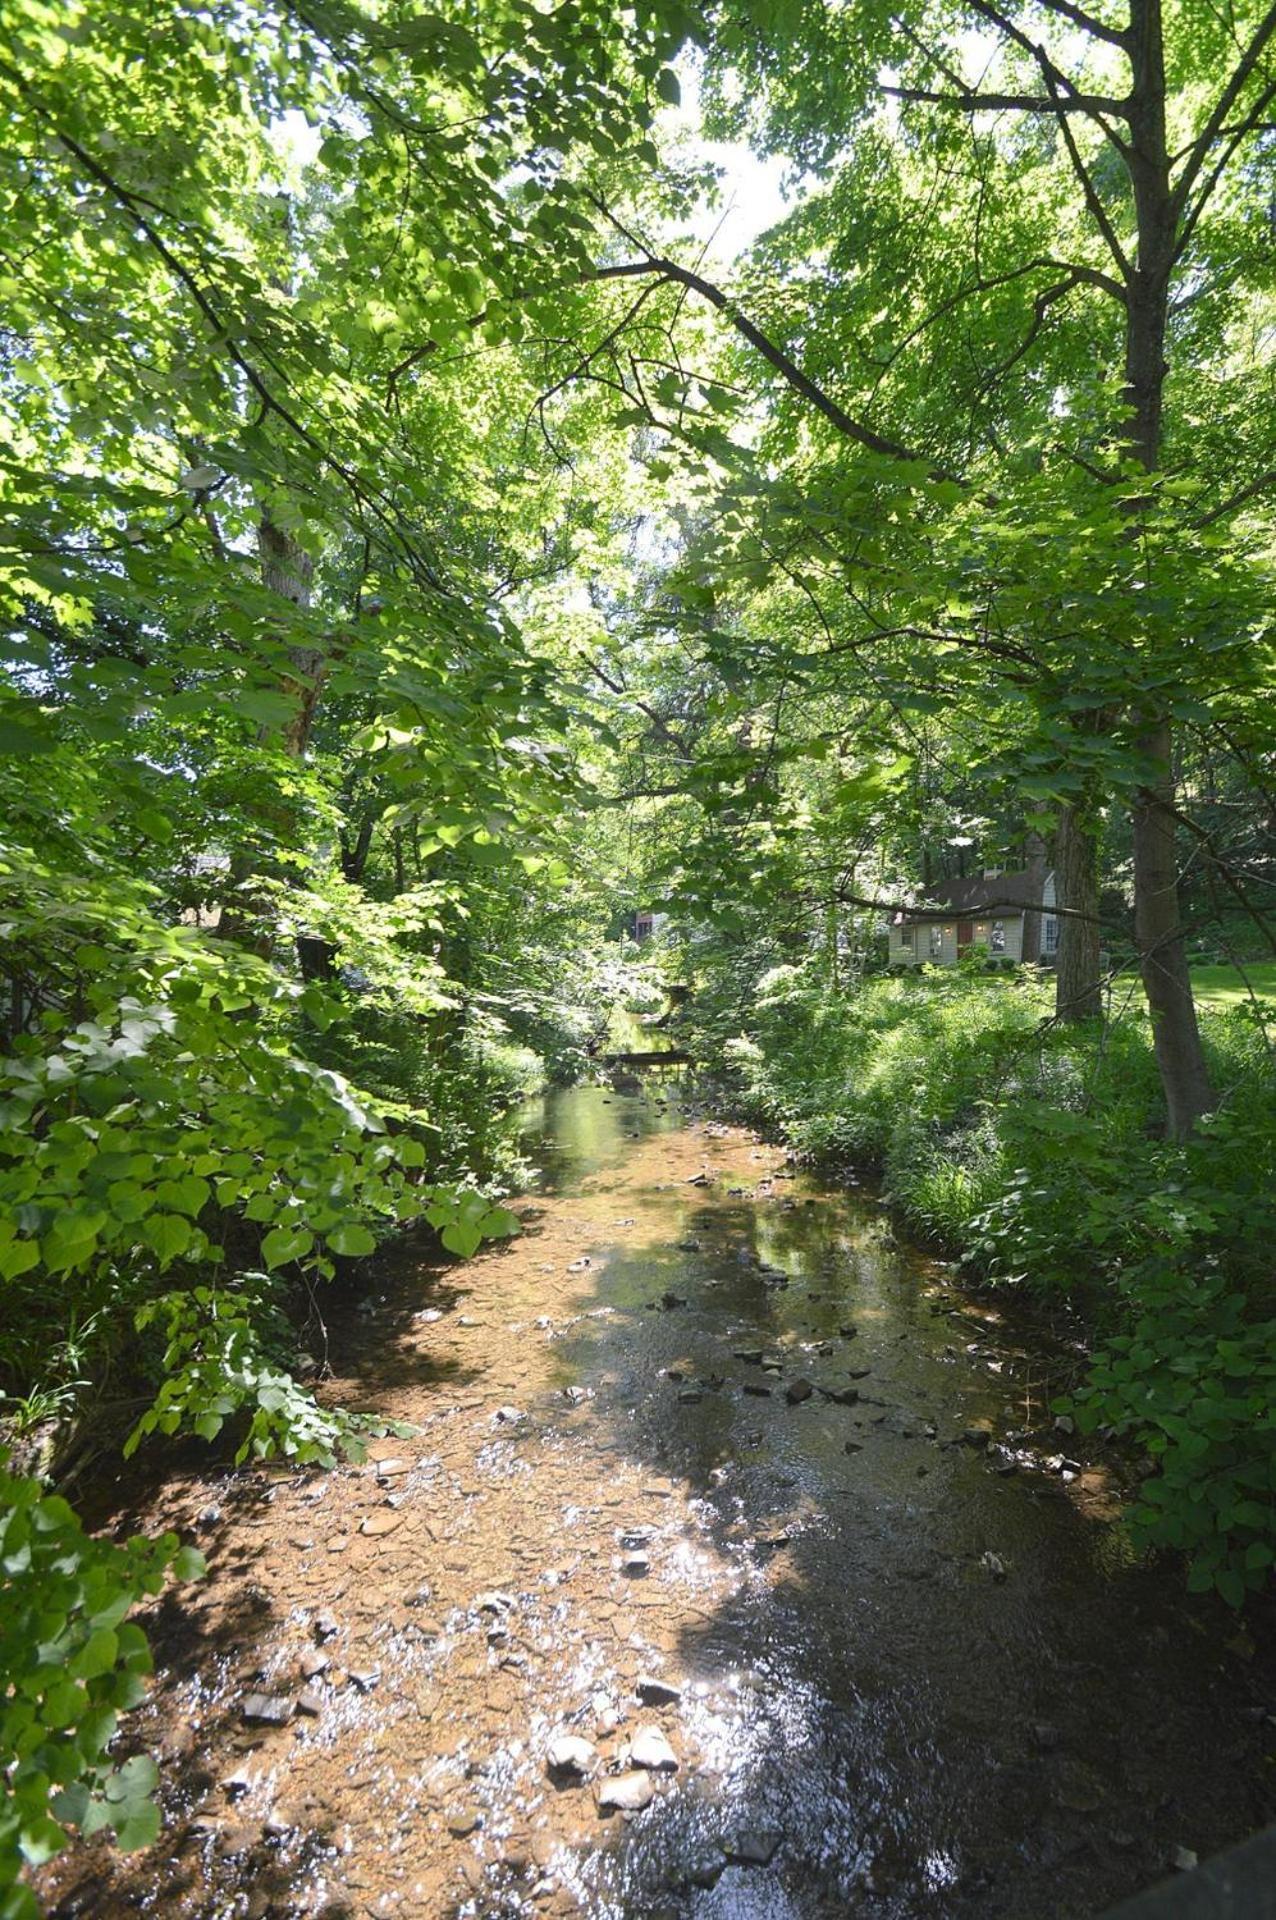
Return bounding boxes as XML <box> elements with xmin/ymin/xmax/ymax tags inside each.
<box><xmin>35</xmin><ymin>1084</ymin><xmax>1276</xmax><ymax>1920</ymax></box>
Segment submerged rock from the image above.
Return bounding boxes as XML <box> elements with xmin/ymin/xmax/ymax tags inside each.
<box><xmin>598</xmin><ymin>1771</ymin><xmax>656</xmax><ymax>1813</ymax></box>
<box><xmin>546</xmin><ymin>1733</ymin><xmax>598</xmax><ymax>1779</ymax></box>
<box><xmin>241</xmin><ymin>1693</ymin><xmax>294</xmax><ymax>1727</ymax></box>
<box><xmin>722</xmin><ymin>1829</ymin><xmax>782</xmax><ymax>1866</ymax></box>
<box><xmin>635</xmin><ymin>1674</ymin><xmax>682</xmax><ymax>1707</ymax></box>
<box><xmin>630</xmin><ymin>1726</ymin><xmax>678</xmax><ymax>1772</ymax></box>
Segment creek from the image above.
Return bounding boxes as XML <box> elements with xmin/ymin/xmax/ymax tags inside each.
<box><xmin>41</xmin><ymin>1083</ymin><xmax>1276</xmax><ymax>1920</ymax></box>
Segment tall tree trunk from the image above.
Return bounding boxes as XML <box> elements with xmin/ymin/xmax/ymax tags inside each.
<box><xmin>1132</xmin><ymin>716</ymin><xmax>1215</xmax><ymax>1134</ymax></box>
<box><xmin>1054</xmin><ymin>804</ymin><xmax>1103</xmax><ymax>1021</ymax></box>
<box><xmin>258</xmin><ymin>515</ymin><xmax>323</xmax><ymax>757</ymax></box>
<box><xmin>219</xmin><ymin>514</ymin><xmax>324</xmax><ymax>951</ymax></box>
<box><xmin>1124</xmin><ymin>0</ymin><xmax>1214</xmax><ymax>1135</ymax></box>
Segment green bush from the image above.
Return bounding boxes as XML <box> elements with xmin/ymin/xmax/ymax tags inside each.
<box><xmin>0</xmin><ymin>1455</ymin><xmax>202</xmax><ymax>1919</ymax></box>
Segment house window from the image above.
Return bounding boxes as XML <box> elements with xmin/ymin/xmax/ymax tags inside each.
<box><xmin>975</xmin><ymin>921</ymin><xmax>988</xmax><ymax>942</ymax></box>
<box><xmin>1043</xmin><ymin>916</ymin><xmax>1059</xmax><ymax>955</ymax></box>
<box><xmin>990</xmin><ymin>920</ymin><xmax>1006</xmax><ymax>953</ymax></box>
<box><xmin>929</xmin><ymin>925</ymin><xmax>944</xmax><ymax>959</ymax></box>
<box><xmin>896</xmin><ymin>925</ymin><xmax>913</xmax><ymax>955</ymax></box>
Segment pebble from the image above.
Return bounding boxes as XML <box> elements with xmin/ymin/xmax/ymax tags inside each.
<box><xmin>636</xmin><ymin>1675</ymin><xmax>682</xmax><ymax>1706</ymax></box>
<box><xmin>314</xmin><ymin>1610</ymin><xmax>340</xmax><ymax>1641</ymax></box>
<box><xmin>786</xmin><ymin>1378</ymin><xmax>815</xmax><ymax>1404</ymax></box>
<box><xmin>597</xmin><ymin>1770</ymin><xmax>656</xmax><ymax>1813</ymax></box>
<box><xmin>546</xmin><ymin>1733</ymin><xmax>598</xmax><ymax>1779</ymax></box>
<box><xmin>241</xmin><ymin>1693</ymin><xmax>293</xmax><ymax>1727</ymax></box>
<box><xmin>360</xmin><ymin>1512</ymin><xmax>403</xmax><ymax>1538</ymax></box>
<box><xmin>622</xmin><ymin>1550</ymin><xmax>651</xmax><ymax>1576</ymax></box>
<box><xmin>630</xmin><ymin>1726</ymin><xmax>678</xmax><ymax>1772</ymax></box>
<box><xmin>1172</xmin><ymin>1846</ymin><xmax>1198</xmax><ymax>1871</ymax></box>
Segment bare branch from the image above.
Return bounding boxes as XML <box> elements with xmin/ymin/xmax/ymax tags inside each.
<box><xmin>883</xmin><ymin>84</ymin><xmax>1126</xmax><ymax>113</ymax></box>
<box><xmin>590</xmin><ymin>254</ymin><xmax>953</xmax><ymax>477</ymax></box>
<box><xmin>1028</xmin><ymin>0</ymin><xmax>1129</xmax><ymax>49</ymax></box>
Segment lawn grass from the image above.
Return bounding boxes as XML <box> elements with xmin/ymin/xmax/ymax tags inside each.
<box><xmin>1191</xmin><ymin>962</ymin><xmax>1276</xmax><ymax>1010</ymax></box>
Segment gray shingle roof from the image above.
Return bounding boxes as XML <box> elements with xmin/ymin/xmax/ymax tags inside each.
<box><xmin>897</xmin><ymin>867</ymin><xmax>1048</xmax><ymax>921</ymax></box>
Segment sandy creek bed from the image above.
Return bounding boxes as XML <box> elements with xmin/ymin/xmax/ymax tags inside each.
<box><xmin>37</xmin><ymin>1084</ymin><xmax>1276</xmax><ymax>1919</ymax></box>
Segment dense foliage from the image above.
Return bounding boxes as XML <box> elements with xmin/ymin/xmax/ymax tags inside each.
<box><xmin>2</xmin><ymin>0</ymin><xmax>1274</xmax><ymax>1899</ymax></box>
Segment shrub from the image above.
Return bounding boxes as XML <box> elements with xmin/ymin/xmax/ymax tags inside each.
<box><xmin>0</xmin><ymin>1455</ymin><xmax>202</xmax><ymax>1918</ymax></box>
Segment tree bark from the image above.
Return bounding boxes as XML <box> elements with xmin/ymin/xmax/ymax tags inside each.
<box><xmin>1123</xmin><ymin>0</ymin><xmax>1214</xmax><ymax>1135</ymax></box>
<box><xmin>1054</xmin><ymin>804</ymin><xmax>1103</xmax><ymax>1020</ymax></box>
<box><xmin>1132</xmin><ymin>716</ymin><xmax>1215</xmax><ymax>1134</ymax></box>
<box><xmin>219</xmin><ymin>515</ymin><xmax>324</xmax><ymax>952</ymax></box>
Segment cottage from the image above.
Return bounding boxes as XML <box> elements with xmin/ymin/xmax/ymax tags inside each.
<box><xmin>888</xmin><ymin>866</ymin><xmax>1058</xmax><ymax>968</ymax></box>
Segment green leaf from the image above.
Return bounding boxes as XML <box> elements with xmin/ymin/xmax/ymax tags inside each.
<box><xmin>261</xmin><ymin>1225</ymin><xmax>314</xmax><ymax>1269</ymax></box>
<box><xmin>327</xmin><ymin>1222</ymin><xmax>377</xmax><ymax>1257</ymax></box>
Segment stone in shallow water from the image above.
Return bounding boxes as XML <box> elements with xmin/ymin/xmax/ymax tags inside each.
<box><xmin>360</xmin><ymin>1511</ymin><xmax>402</xmax><ymax>1538</ymax></box>
<box><xmin>630</xmin><ymin>1725</ymin><xmax>678</xmax><ymax>1772</ymax></box>
<box><xmin>722</xmin><ymin>1829</ymin><xmax>782</xmax><ymax>1866</ymax></box>
<box><xmin>546</xmin><ymin>1733</ymin><xmax>598</xmax><ymax>1779</ymax></box>
<box><xmin>241</xmin><ymin>1693</ymin><xmax>294</xmax><ymax>1727</ymax></box>
<box><xmin>598</xmin><ymin>1771</ymin><xmax>656</xmax><ymax>1813</ymax></box>
<box><xmin>785</xmin><ymin>1377</ymin><xmax>815</xmax><ymax>1404</ymax></box>
<box><xmin>635</xmin><ymin>1674</ymin><xmax>682</xmax><ymax>1706</ymax></box>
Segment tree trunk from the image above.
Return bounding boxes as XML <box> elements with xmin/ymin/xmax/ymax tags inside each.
<box><xmin>1124</xmin><ymin>0</ymin><xmax>1214</xmax><ymax>1135</ymax></box>
<box><xmin>1054</xmin><ymin>804</ymin><xmax>1102</xmax><ymax>1021</ymax></box>
<box><xmin>1132</xmin><ymin>716</ymin><xmax>1215</xmax><ymax>1135</ymax></box>
<box><xmin>258</xmin><ymin>516</ymin><xmax>324</xmax><ymax>758</ymax></box>
<box><xmin>219</xmin><ymin>515</ymin><xmax>324</xmax><ymax>952</ymax></box>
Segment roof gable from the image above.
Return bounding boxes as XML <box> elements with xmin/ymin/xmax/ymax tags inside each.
<box><xmin>899</xmin><ymin>867</ymin><xmax>1051</xmax><ymax>920</ymax></box>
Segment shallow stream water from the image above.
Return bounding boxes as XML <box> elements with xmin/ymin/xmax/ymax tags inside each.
<box><xmin>41</xmin><ymin>1084</ymin><xmax>1276</xmax><ymax>1920</ymax></box>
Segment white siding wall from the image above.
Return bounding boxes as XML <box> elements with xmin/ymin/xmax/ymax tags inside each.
<box><xmin>972</xmin><ymin>915</ymin><xmax>1024</xmax><ymax>961</ymax></box>
<box><xmin>891</xmin><ymin>918</ymin><xmax>1025</xmax><ymax>964</ymax></box>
